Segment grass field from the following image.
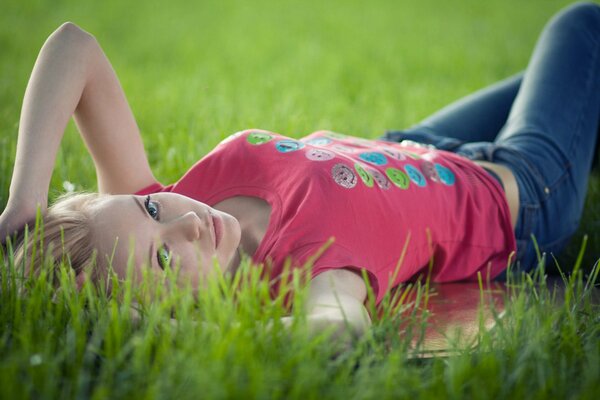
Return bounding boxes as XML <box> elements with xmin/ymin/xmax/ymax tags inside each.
<box><xmin>1</xmin><ymin>0</ymin><xmax>599</xmax><ymax>398</ymax></box>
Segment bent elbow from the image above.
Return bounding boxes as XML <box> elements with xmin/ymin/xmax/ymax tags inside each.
<box><xmin>51</xmin><ymin>22</ymin><xmax>96</xmax><ymax>46</ymax></box>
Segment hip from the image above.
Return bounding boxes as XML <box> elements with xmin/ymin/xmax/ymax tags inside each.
<box><xmin>473</xmin><ymin>160</ymin><xmax>520</xmax><ymax>230</ymax></box>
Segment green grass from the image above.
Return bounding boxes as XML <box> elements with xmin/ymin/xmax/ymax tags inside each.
<box><xmin>1</xmin><ymin>220</ymin><xmax>600</xmax><ymax>399</ymax></box>
<box><xmin>1</xmin><ymin>0</ymin><xmax>599</xmax><ymax>398</ymax></box>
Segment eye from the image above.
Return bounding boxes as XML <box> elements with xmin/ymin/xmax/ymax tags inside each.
<box><xmin>157</xmin><ymin>245</ymin><xmax>171</xmax><ymax>270</ymax></box>
<box><xmin>144</xmin><ymin>195</ymin><xmax>160</xmax><ymax>220</ymax></box>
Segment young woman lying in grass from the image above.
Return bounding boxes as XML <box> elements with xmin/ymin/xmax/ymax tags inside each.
<box><xmin>1</xmin><ymin>2</ymin><xmax>599</xmax><ymax>339</ymax></box>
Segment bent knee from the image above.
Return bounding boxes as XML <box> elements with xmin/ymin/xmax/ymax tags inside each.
<box><xmin>551</xmin><ymin>2</ymin><xmax>600</xmax><ymax>35</ymax></box>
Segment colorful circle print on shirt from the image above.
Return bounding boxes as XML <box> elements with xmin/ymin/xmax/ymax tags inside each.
<box><xmin>385</xmin><ymin>167</ymin><xmax>410</xmax><ymax>189</ymax></box>
<box><xmin>351</xmin><ymin>137</ymin><xmax>377</xmax><ymax>147</ymax></box>
<box><xmin>404</xmin><ymin>151</ymin><xmax>421</xmax><ymax>160</ymax></box>
<box><xmin>421</xmin><ymin>160</ymin><xmax>440</xmax><ymax>183</ymax></box>
<box><xmin>358</xmin><ymin>152</ymin><xmax>388</xmax><ymax>166</ymax></box>
<box><xmin>381</xmin><ymin>147</ymin><xmax>406</xmax><ymax>161</ymax></box>
<box><xmin>304</xmin><ymin>137</ymin><xmax>332</xmax><ymax>146</ymax></box>
<box><xmin>331</xmin><ymin>144</ymin><xmax>357</xmax><ymax>154</ymax></box>
<box><xmin>354</xmin><ymin>163</ymin><xmax>374</xmax><ymax>188</ymax></box>
<box><xmin>275</xmin><ymin>139</ymin><xmax>305</xmax><ymax>153</ymax></box>
<box><xmin>332</xmin><ymin>163</ymin><xmax>357</xmax><ymax>189</ymax></box>
<box><xmin>306</xmin><ymin>148</ymin><xmax>335</xmax><ymax>161</ymax></box>
<box><xmin>247</xmin><ymin>131</ymin><xmax>273</xmax><ymax>145</ymax></box>
<box><xmin>435</xmin><ymin>163</ymin><xmax>456</xmax><ymax>185</ymax></box>
<box><xmin>367</xmin><ymin>167</ymin><xmax>391</xmax><ymax>190</ymax></box>
<box><xmin>404</xmin><ymin>164</ymin><xmax>427</xmax><ymax>187</ymax></box>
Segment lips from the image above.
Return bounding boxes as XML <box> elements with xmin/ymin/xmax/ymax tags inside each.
<box><xmin>211</xmin><ymin>213</ymin><xmax>222</xmax><ymax>249</ymax></box>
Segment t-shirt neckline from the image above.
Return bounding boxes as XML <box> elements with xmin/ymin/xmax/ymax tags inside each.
<box><xmin>203</xmin><ymin>186</ymin><xmax>282</xmax><ymax>264</ymax></box>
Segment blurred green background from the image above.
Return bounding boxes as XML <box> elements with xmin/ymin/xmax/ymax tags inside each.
<box><xmin>0</xmin><ymin>0</ymin><xmax>597</xmax><ymax>269</ymax></box>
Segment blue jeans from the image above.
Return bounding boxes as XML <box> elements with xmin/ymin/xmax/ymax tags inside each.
<box><xmin>382</xmin><ymin>2</ymin><xmax>600</xmax><ymax>273</ymax></box>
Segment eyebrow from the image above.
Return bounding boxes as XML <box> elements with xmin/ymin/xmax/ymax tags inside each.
<box><xmin>133</xmin><ymin>196</ymin><xmax>156</xmax><ymax>269</ymax></box>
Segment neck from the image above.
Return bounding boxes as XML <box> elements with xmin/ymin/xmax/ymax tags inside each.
<box><xmin>213</xmin><ymin>195</ymin><xmax>271</xmax><ymax>260</ymax></box>
<box><xmin>237</xmin><ymin>211</ymin><xmax>263</xmax><ymax>256</ymax></box>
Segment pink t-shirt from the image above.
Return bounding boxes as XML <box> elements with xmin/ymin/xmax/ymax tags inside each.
<box><xmin>136</xmin><ymin>129</ymin><xmax>516</xmax><ymax>304</ymax></box>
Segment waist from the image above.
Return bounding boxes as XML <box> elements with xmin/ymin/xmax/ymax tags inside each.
<box><xmin>473</xmin><ymin>160</ymin><xmax>520</xmax><ymax>230</ymax></box>
<box><xmin>481</xmin><ymin>166</ymin><xmax>504</xmax><ymax>190</ymax></box>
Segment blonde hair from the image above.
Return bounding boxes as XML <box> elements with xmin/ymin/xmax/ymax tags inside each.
<box><xmin>13</xmin><ymin>192</ymin><xmax>105</xmax><ymax>286</ymax></box>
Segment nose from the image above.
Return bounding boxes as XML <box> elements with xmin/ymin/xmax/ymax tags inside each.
<box><xmin>164</xmin><ymin>211</ymin><xmax>205</xmax><ymax>242</ymax></box>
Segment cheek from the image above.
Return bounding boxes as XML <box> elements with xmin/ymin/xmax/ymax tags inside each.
<box><xmin>108</xmin><ymin>249</ymin><xmax>143</xmax><ymax>281</ymax></box>
<box><xmin>173</xmin><ymin>246</ymin><xmax>215</xmax><ymax>286</ymax></box>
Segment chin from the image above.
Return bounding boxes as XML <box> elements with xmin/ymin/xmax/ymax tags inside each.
<box><xmin>221</xmin><ymin>216</ymin><xmax>242</xmax><ymax>266</ymax></box>
<box><xmin>228</xmin><ymin>215</ymin><xmax>242</xmax><ymax>246</ymax></box>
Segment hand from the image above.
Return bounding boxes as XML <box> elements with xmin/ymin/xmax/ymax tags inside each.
<box><xmin>0</xmin><ymin>203</ymin><xmax>38</xmax><ymax>245</ymax></box>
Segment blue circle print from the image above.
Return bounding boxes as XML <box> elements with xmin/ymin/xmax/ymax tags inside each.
<box><xmin>275</xmin><ymin>140</ymin><xmax>305</xmax><ymax>153</ymax></box>
<box><xmin>358</xmin><ymin>152</ymin><xmax>388</xmax><ymax>166</ymax></box>
<box><xmin>435</xmin><ymin>164</ymin><xmax>456</xmax><ymax>185</ymax></box>
<box><xmin>404</xmin><ymin>164</ymin><xmax>426</xmax><ymax>187</ymax></box>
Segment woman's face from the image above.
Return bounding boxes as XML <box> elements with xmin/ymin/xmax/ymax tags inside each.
<box><xmin>90</xmin><ymin>193</ymin><xmax>241</xmax><ymax>292</ymax></box>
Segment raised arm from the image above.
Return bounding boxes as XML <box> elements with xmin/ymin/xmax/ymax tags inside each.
<box><xmin>0</xmin><ymin>22</ymin><xmax>156</xmax><ymax>240</ymax></box>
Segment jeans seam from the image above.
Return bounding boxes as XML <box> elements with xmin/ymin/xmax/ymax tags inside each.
<box><xmin>546</xmin><ymin>163</ymin><xmax>572</xmax><ymax>193</ymax></box>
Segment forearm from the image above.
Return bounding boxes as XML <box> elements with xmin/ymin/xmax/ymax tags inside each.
<box><xmin>2</xmin><ymin>22</ymin><xmax>156</xmax><ymax>240</ymax></box>
<box><xmin>281</xmin><ymin>309</ymin><xmax>372</xmax><ymax>340</ymax></box>
<box><xmin>7</xmin><ymin>23</ymin><xmax>94</xmax><ymax>214</ymax></box>
<box><xmin>286</xmin><ymin>269</ymin><xmax>372</xmax><ymax>345</ymax></box>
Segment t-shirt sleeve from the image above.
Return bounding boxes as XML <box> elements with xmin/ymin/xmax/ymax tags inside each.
<box><xmin>292</xmin><ymin>241</ymin><xmax>381</xmax><ymax>302</ymax></box>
